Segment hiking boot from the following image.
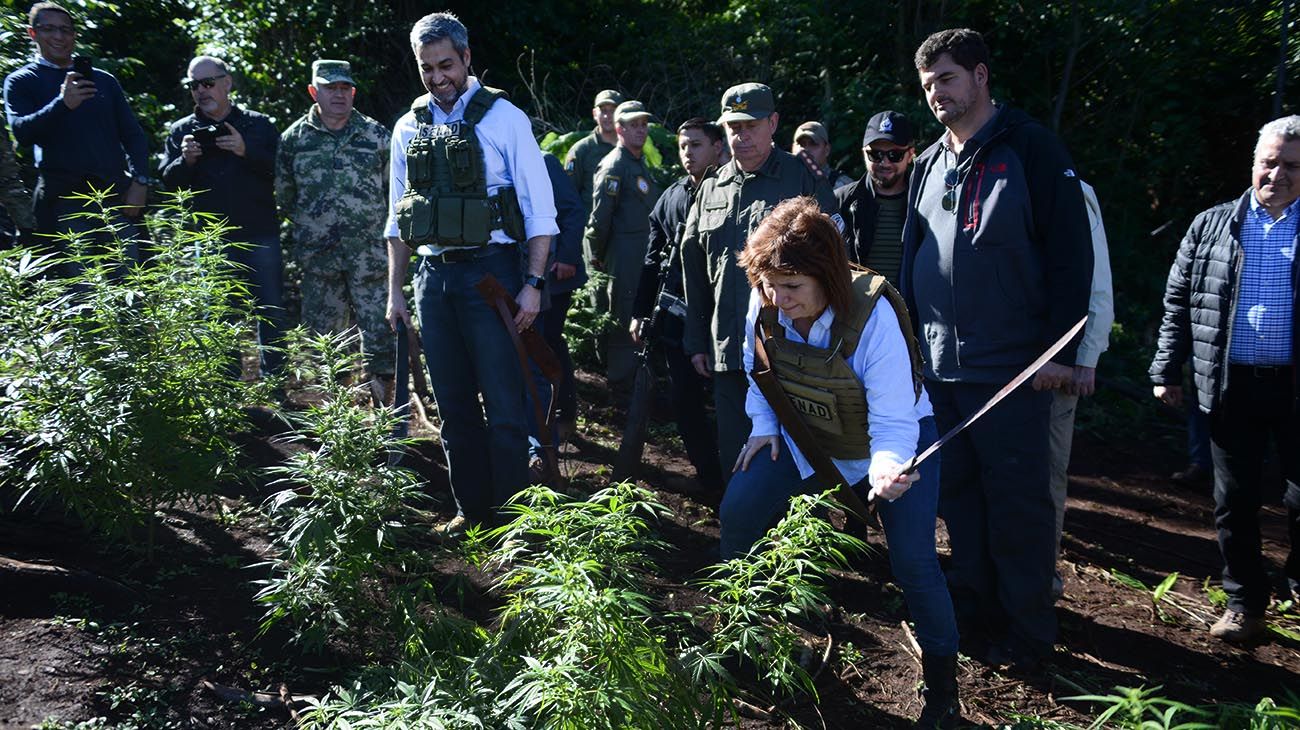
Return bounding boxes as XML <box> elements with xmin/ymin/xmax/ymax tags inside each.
<box><xmin>430</xmin><ymin>515</ymin><xmax>469</xmax><ymax>545</ymax></box>
<box><xmin>917</xmin><ymin>652</ymin><xmax>960</xmax><ymax>729</ymax></box>
<box><xmin>1209</xmin><ymin>609</ymin><xmax>1265</xmax><ymax>642</ymax></box>
<box><xmin>985</xmin><ymin>638</ymin><xmax>1044</xmax><ymax>673</ymax></box>
<box><xmin>1170</xmin><ymin>462</ymin><xmax>1211</xmax><ymax>486</ymax></box>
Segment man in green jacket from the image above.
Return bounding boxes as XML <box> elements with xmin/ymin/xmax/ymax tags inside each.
<box><xmin>584</xmin><ymin>100</ymin><xmax>661</xmax><ymax>394</ymax></box>
<box><xmin>681</xmin><ymin>82</ymin><xmax>839</xmax><ymax>478</ymax></box>
<box><xmin>565</xmin><ymin>89</ymin><xmax>623</xmax><ymax>217</ymax></box>
<box><xmin>276</xmin><ymin>59</ymin><xmax>395</xmax><ymax>399</ymax></box>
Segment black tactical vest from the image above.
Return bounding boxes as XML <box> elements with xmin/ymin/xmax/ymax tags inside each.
<box><xmin>757</xmin><ymin>269</ymin><xmax>924</xmax><ymax>459</ymax></box>
<box><xmin>394</xmin><ymin>86</ymin><xmax>526</xmax><ymax>248</ymax></box>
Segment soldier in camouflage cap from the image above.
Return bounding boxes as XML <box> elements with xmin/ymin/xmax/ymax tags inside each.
<box><xmin>275</xmin><ymin>59</ymin><xmax>395</xmax><ymax>398</ymax></box>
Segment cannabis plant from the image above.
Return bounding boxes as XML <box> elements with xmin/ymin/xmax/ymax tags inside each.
<box><xmin>254</xmin><ymin>328</ymin><xmax>432</xmax><ymax>652</ymax></box>
<box><xmin>0</xmin><ymin>191</ymin><xmax>253</xmax><ymax>552</ymax></box>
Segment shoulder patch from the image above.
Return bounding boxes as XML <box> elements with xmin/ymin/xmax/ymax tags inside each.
<box><xmin>605</xmin><ymin>176</ymin><xmax>621</xmax><ymax>195</ymax></box>
<box><xmin>565</xmin><ymin>158</ymin><xmax>575</xmax><ymax>172</ymax></box>
<box><xmin>829</xmin><ymin>213</ymin><xmax>846</xmax><ymax>234</ymax></box>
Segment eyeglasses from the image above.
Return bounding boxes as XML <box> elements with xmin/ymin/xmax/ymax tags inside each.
<box><xmin>184</xmin><ymin>74</ymin><xmax>227</xmax><ymax>91</ymax></box>
<box><xmin>33</xmin><ymin>23</ymin><xmax>75</xmax><ymax>36</ymax></box>
<box><xmin>942</xmin><ymin>167</ymin><xmax>961</xmax><ymax>212</ymax></box>
<box><xmin>866</xmin><ymin>149</ymin><xmax>907</xmax><ymax>164</ymax></box>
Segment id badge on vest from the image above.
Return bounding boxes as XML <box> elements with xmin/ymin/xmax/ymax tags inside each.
<box><xmin>780</xmin><ymin>380</ymin><xmax>845</xmax><ymax>436</ymax></box>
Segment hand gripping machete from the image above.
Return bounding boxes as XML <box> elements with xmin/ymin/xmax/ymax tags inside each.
<box><xmin>897</xmin><ymin>315</ymin><xmax>1088</xmax><ymax>479</ymax></box>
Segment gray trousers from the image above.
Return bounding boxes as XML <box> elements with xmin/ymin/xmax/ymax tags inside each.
<box><xmin>1048</xmin><ymin>391</ymin><xmax>1078</xmax><ymax>596</ymax></box>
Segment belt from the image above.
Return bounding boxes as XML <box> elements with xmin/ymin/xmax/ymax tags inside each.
<box><xmin>417</xmin><ymin>242</ymin><xmax>516</xmax><ymax>264</ymax></box>
<box><xmin>1229</xmin><ymin>363</ymin><xmax>1293</xmax><ymax>378</ymax></box>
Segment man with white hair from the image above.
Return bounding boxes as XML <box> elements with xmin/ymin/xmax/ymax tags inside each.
<box><xmin>384</xmin><ymin>11</ymin><xmax>556</xmax><ymax>536</ymax></box>
<box><xmin>1150</xmin><ymin>115</ymin><xmax>1300</xmax><ymax>643</ymax></box>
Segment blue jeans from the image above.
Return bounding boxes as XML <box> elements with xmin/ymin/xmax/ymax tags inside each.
<box><xmin>228</xmin><ymin>233</ymin><xmax>285</xmax><ymax>376</ymax></box>
<box><xmin>719</xmin><ymin>416</ymin><xmax>959</xmax><ymax>655</ymax></box>
<box><xmin>415</xmin><ymin>247</ymin><xmax>528</xmax><ymax>523</ymax></box>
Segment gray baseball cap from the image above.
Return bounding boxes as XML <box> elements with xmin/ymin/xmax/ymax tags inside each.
<box><xmin>593</xmin><ymin>89</ymin><xmax>624</xmax><ymax>108</ymax></box>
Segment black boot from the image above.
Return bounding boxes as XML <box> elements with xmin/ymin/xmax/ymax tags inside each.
<box><xmin>917</xmin><ymin>652</ymin><xmax>960</xmax><ymax>728</ymax></box>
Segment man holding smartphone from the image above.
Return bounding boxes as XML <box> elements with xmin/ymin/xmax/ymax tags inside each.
<box><xmin>3</xmin><ymin>1</ymin><xmax>151</xmax><ymax>267</ymax></box>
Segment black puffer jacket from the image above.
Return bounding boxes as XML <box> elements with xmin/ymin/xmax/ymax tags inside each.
<box><xmin>1149</xmin><ymin>190</ymin><xmax>1300</xmax><ymax>413</ymax></box>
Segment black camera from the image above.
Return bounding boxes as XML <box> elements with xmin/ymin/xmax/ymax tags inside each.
<box><xmin>191</xmin><ymin>123</ymin><xmax>230</xmax><ymax>151</ymax></box>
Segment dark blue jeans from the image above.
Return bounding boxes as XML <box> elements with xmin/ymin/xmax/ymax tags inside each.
<box><xmin>228</xmin><ymin>233</ymin><xmax>285</xmax><ymax>376</ymax></box>
<box><xmin>415</xmin><ymin>247</ymin><xmax>528</xmax><ymax>523</ymax></box>
<box><xmin>929</xmin><ymin>380</ymin><xmax>1056</xmax><ymax>656</ymax></box>
<box><xmin>719</xmin><ymin>416</ymin><xmax>959</xmax><ymax>655</ymax></box>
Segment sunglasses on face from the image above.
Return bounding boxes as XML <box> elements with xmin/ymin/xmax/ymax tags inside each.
<box><xmin>184</xmin><ymin>74</ymin><xmax>227</xmax><ymax>91</ymax></box>
<box><xmin>866</xmin><ymin>149</ymin><xmax>907</xmax><ymax>163</ymax></box>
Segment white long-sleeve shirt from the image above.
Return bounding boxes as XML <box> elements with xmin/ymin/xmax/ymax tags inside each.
<box><xmin>384</xmin><ymin>76</ymin><xmax>558</xmax><ymax>251</ymax></box>
<box><xmin>743</xmin><ymin>288</ymin><xmax>933</xmax><ymax>485</ymax></box>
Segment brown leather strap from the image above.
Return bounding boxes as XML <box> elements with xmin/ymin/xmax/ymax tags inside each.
<box><xmin>752</xmin><ymin>320</ymin><xmax>876</xmax><ymax>525</ymax></box>
<box><xmin>475</xmin><ymin>273</ymin><xmax>563</xmax><ymax>487</ymax></box>
<box><xmin>404</xmin><ymin>321</ymin><xmax>432</xmax><ymax>404</ymax></box>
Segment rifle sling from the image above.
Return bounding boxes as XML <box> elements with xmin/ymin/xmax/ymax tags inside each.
<box><xmin>476</xmin><ymin>273</ymin><xmax>563</xmax><ymax>487</ymax></box>
<box><xmin>751</xmin><ymin>320</ymin><xmax>877</xmax><ymax>526</ymax></box>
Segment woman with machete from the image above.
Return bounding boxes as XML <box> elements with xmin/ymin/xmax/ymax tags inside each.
<box><xmin>721</xmin><ymin>196</ymin><xmax>960</xmax><ymax>728</ymax></box>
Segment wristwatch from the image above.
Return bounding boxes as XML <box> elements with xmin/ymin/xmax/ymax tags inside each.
<box><xmin>132</xmin><ymin>174</ymin><xmax>156</xmax><ymax>187</ymax></box>
<box><xmin>524</xmin><ymin>274</ymin><xmax>546</xmax><ymax>291</ymax></box>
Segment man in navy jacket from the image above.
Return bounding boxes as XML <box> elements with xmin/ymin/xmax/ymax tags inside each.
<box><xmin>4</xmin><ymin>1</ymin><xmax>150</xmax><ymax>266</ymax></box>
<box><xmin>901</xmin><ymin>28</ymin><xmax>1093</xmax><ymax>669</ymax></box>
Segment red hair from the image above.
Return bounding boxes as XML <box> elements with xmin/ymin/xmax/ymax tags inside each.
<box><xmin>737</xmin><ymin>196</ymin><xmax>853</xmax><ymax>315</ymax></box>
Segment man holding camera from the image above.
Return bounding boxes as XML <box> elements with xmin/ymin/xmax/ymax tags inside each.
<box><xmin>161</xmin><ymin>55</ymin><xmax>284</xmax><ymax>377</ymax></box>
<box><xmin>4</xmin><ymin>1</ymin><xmax>150</xmax><ymax>263</ymax></box>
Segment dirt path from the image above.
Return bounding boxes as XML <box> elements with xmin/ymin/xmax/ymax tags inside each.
<box><xmin>1</xmin><ymin>377</ymin><xmax>1296</xmax><ymax>728</ymax></box>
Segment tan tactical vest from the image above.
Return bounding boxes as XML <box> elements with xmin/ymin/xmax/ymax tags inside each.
<box><xmin>393</xmin><ymin>86</ymin><xmax>526</xmax><ymax>248</ymax></box>
<box><xmin>757</xmin><ymin>269</ymin><xmax>924</xmax><ymax>459</ymax></box>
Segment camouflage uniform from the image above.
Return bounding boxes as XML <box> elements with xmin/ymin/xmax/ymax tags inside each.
<box><xmin>276</xmin><ymin>105</ymin><xmax>394</xmax><ymax>374</ymax></box>
<box><xmin>0</xmin><ymin>115</ymin><xmax>35</xmax><ymax>232</ymax></box>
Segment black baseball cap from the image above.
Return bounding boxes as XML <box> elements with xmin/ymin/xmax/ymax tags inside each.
<box><xmin>862</xmin><ymin>111</ymin><xmax>914</xmax><ymax>147</ymax></box>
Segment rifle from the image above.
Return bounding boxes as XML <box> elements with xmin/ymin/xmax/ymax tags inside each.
<box><xmin>387</xmin><ymin>317</ymin><xmax>435</xmax><ymax>467</ymax></box>
<box><xmin>474</xmin><ymin>272</ymin><xmax>565</xmax><ymax>487</ymax></box>
<box><xmin>613</xmin><ymin>223</ymin><xmax>688</xmax><ymax>482</ymax></box>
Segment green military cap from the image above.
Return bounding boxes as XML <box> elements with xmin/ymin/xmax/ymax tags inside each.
<box><xmin>614</xmin><ymin>100</ymin><xmax>654</xmax><ymax>124</ymax></box>
<box><xmin>312</xmin><ymin>59</ymin><xmax>355</xmax><ymax>86</ymax></box>
<box><xmin>718</xmin><ymin>82</ymin><xmax>775</xmax><ymax>123</ymax></box>
<box><xmin>594</xmin><ymin>89</ymin><xmax>624</xmax><ymax>108</ymax></box>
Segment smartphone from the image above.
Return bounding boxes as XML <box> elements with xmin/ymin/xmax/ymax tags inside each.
<box><xmin>72</xmin><ymin>55</ymin><xmax>93</xmax><ymax>78</ymax></box>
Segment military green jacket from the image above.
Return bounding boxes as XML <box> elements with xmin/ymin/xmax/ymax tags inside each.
<box><xmin>681</xmin><ymin>148</ymin><xmax>837</xmax><ymax>371</ymax></box>
<box><xmin>583</xmin><ymin>146</ymin><xmax>661</xmax><ymax>323</ymax></box>
<box><xmin>564</xmin><ymin>129</ymin><xmax>615</xmax><ymax>217</ymax></box>
<box><xmin>275</xmin><ymin>107</ymin><xmax>390</xmax><ymax>254</ymax></box>
<box><xmin>0</xmin><ymin>116</ymin><xmax>34</xmax><ymax>231</ymax></box>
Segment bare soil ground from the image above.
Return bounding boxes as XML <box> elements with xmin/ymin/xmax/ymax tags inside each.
<box><xmin>1</xmin><ymin>372</ymin><xmax>1296</xmax><ymax>729</ymax></box>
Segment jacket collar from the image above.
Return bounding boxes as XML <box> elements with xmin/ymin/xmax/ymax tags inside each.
<box><xmin>195</xmin><ymin>104</ymin><xmax>242</xmax><ymax>126</ymax></box>
<box><xmin>717</xmin><ymin>146</ymin><xmax>784</xmax><ymax>185</ymax></box>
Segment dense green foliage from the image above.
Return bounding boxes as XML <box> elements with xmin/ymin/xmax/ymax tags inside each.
<box><xmin>4</xmin><ymin>0</ymin><xmax>1295</xmax><ymax>384</ymax></box>
<box><xmin>0</xmin><ymin>193</ymin><xmax>255</xmax><ymax>549</ymax></box>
